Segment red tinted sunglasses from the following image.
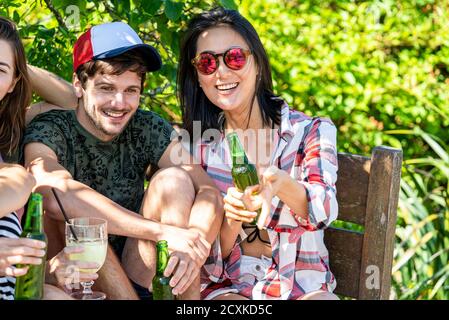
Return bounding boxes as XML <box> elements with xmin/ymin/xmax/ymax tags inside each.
<box><xmin>191</xmin><ymin>47</ymin><xmax>252</xmax><ymax>75</ymax></box>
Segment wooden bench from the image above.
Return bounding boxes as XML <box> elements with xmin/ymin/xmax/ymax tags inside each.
<box><xmin>324</xmin><ymin>146</ymin><xmax>403</xmax><ymax>300</ymax></box>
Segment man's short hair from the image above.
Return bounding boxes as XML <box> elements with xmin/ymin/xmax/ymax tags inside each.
<box><xmin>76</xmin><ymin>50</ymin><xmax>147</xmax><ymax>92</ymax></box>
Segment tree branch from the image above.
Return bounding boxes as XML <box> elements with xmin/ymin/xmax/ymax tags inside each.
<box><xmin>141</xmin><ymin>30</ymin><xmax>176</xmax><ymax>64</ymax></box>
<box><xmin>145</xmin><ymin>82</ymin><xmax>172</xmax><ymax>97</ymax></box>
<box><xmin>103</xmin><ymin>1</ymin><xmax>121</xmax><ymax>21</ymax></box>
<box><xmin>43</xmin><ymin>0</ymin><xmax>68</xmax><ymax>30</ymax></box>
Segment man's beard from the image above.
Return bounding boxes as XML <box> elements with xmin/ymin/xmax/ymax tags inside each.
<box><xmin>85</xmin><ymin>104</ymin><xmax>128</xmax><ymax>138</ymax></box>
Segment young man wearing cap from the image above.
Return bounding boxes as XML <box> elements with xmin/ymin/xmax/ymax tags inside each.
<box><xmin>23</xmin><ymin>22</ymin><xmax>223</xmax><ymax>300</ymax></box>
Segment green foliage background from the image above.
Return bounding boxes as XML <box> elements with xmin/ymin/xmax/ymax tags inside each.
<box><xmin>1</xmin><ymin>0</ymin><xmax>448</xmax><ymax>299</ymax></box>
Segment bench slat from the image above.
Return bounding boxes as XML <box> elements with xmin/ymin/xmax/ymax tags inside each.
<box><xmin>358</xmin><ymin>147</ymin><xmax>402</xmax><ymax>299</ymax></box>
<box><xmin>336</xmin><ymin>153</ymin><xmax>371</xmax><ymax>226</ymax></box>
<box><xmin>324</xmin><ymin>227</ymin><xmax>364</xmax><ymax>299</ymax></box>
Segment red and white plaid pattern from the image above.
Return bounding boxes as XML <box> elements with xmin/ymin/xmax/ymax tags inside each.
<box><xmin>197</xmin><ymin>103</ymin><xmax>338</xmax><ymax>300</ymax></box>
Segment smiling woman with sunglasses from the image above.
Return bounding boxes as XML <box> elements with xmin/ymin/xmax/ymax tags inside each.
<box><xmin>178</xmin><ymin>7</ymin><xmax>339</xmax><ymax>300</ymax></box>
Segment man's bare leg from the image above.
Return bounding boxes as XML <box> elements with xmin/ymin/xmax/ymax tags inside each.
<box><xmin>94</xmin><ymin>245</ymin><xmax>139</xmax><ymax>300</ymax></box>
<box><xmin>121</xmin><ymin>167</ymin><xmax>198</xmax><ymax>299</ymax></box>
<box><xmin>43</xmin><ymin>284</ymin><xmax>74</xmax><ymax>300</ymax></box>
<box><xmin>43</xmin><ymin>213</ymin><xmax>65</xmax><ymax>259</ymax></box>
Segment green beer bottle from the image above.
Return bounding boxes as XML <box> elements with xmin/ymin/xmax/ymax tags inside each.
<box><xmin>152</xmin><ymin>240</ymin><xmax>174</xmax><ymax>300</ymax></box>
<box><xmin>15</xmin><ymin>193</ymin><xmax>47</xmax><ymax>300</ymax></box>
<box><xmin>227</xmin><ymin>132</ymin><xmax>261</xmax><ymax>225</ymax></box>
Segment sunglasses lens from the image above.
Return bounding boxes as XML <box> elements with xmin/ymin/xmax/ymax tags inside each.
<box><xmin>225</xmin><ymin>48</ymin><xmax>247</xmax><ymax>70</ymax></box>
<box><xmin>196</xmin><ymin>53</ymin><xmax>217</xmax><ymax>75</ymax></box>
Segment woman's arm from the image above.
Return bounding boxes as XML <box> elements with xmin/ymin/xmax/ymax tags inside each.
<box><xmin>243</xmin><ymin>119</ymin><xmax>338</xmax><ymax>230</ymax></box>
<box><xmin>25</xmin><ymin>101</ymin><xmax>67</xmax><ymax>125</ymax></box>
<box><xmin>249</xmin><ymin>167</ymin><xmax>308</xmax><ymax>230</ymax></box>
<box><xmin>25</xmin><ymin>101</ymin><xmax>67</xmax><ymax>126</ymax></box>
<box><xmin>262</xmin><ymin>168</ymin><xmax>308</xmax><ymax>220</ymax></box>
<box><xmin>0</xmin><ymin>163</ymin><xmax>36</xmax><ymax>217</ymax></box>
<box><xmin>27</xmin><ymin>65</ymin><xmax>77</xmax><ymax>109</ymax></box>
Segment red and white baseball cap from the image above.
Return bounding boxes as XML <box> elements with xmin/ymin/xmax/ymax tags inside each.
<box><xmin>73</xmin><ymin>21</ymin><xmax>161</xmax><ymax>72</ymax></box>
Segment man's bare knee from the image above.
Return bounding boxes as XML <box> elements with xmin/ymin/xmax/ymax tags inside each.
<box><xmin>124</xmin><ymin>167</ymin><xmax>196</xmax><ymax>288</ymax></box>
<box><xmin>142</xmin><ymin>167</ymin><xmax>195</xmax><ymax>226</ymax></box>
<box><xmin>150</xmin><ymin>167</ymin><xmax>195</xmax><ymax>203</ymax></box>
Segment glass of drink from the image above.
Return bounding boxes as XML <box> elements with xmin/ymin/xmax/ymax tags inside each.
<box><xmin>65</xmin><ymin>217</ymin><xmax>108</xmax><ymax>300</ymax></box>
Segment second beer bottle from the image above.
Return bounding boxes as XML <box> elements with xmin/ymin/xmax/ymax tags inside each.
<box><xmin>227</xmin><ymin>132</ymin><xmax>261</xmax><ymax>225</ymax></box>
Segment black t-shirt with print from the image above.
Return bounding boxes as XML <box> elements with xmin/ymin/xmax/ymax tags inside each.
<box><xmin>23</xmin><ymin>109</ymin><xmax>175</xmax><ymax>256</ymax></box>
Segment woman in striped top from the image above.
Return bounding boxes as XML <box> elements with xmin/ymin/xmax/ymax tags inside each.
<box><xmin>0</xmin><ymin>17</ymin><xmax>99</xmax><ymax>300</ymax></box>
<box><xmin>0</xmin><ymin>160</ymin><xmax>97</xmax><ymax>300</ymax></box>
<box><xmin>178</xmin><ymin>7</ymin><xmax>339</xmax><ymax>300</ymax></box>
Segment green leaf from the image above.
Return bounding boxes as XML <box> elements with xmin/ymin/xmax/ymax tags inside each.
<box><xmin>420</xmin><ymin>132</ymin><xmax>449</xmax><ymax>164</ymax></box>
<box><xmin>53</xmin><ymin>0</ymin><xmax>85</xmax><ymax>10</ymax></box>
<box><xmin>220</xmin><ymin>0</ymin><xmax>238</xmax><ymax>10</ymax></box>
<box><xmin>141</xmin><ymin>0</ymin><xmax>162</xmax><ymax>15</ymax></box>
<box><xmin>52</xmin><ymin>0</ymin><xmax>65</xmax><ymax>8</ymax></box>
<box><xmin>164</xmin><ymin>0</ymin><xmax>183</xmax><ymax>21</ymax></box>
<box><xmin>3</xmin><ymin>2</ymin><xmax>20</xmax><ymax>8</ymax></box>
<box><xmin>393</xmin><ymin>231</ymin><xmax>435</xmax><ymax>273</ymax></box>
<box><xmin>113</xmin><ymin>0</ymin><xmax>130</xmax><ymax>17</ymax></box>
<box><xmin>160</xmin><ymin>26</ymin><xmax>173</xmax><ymax>48</ymax></box>
<box><xmin>343</xmin><ymin>71</ymin><xmax>356</xmax><ymax>86</ymax></box>
<box><xmin>13</xmin><ymin>10</ymin><xmax>20</xmax><ymax>23</ymax></box>
<box><xmin>74</xmin><ymin>0</ymin><xmax>87</xmax><ymax>12</ymax></box>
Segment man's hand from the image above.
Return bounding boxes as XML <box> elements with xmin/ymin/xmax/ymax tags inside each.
<box><xmin>158</xmin><ymin>225</ymin><xmax>210</xmax><ymax>295</ymax></box>
<box><xmin>0</xmin><ymin>238</ymin><xmax>46</xmax><ymax>277</ymax></box>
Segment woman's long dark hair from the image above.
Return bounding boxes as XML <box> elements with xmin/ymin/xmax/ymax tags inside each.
<box><xmin>0</xmin><ymin>17</ymin><xmax>31</xmax><ymax>157</ymax></box>
<box><xmin>178</xmin><ymin>7</ymin><xmax>282</xmax><ymax>138</ymax></box>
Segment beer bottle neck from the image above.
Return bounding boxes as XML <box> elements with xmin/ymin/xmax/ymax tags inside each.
<box><xmin>23</xmin><ymin>195</ymin><xmax>44</xmax><ymax>233</ymax></box>
<box><xmin>227</xmin><ymin>133</ymin><xmax>249</xmax><ymax>166</ymax></box>
<box><xmin>156</xmin><ymin>245</ymin><xmax>169</xmax><ymax>276</ymax></box>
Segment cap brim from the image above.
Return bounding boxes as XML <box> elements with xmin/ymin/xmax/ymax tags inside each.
<box><xmin>94</xmin><ymin>44</ymin><xmax>162</xmax><ymax>72</ymax></box>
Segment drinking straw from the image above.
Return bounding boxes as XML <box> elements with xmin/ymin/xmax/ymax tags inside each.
<box><xmin>51</xmin><ymin>188</ymin><xmax>79</xmax><ymax>241</ymax></box>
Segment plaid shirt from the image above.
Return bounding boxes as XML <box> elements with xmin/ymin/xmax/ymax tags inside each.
<box><xmin>196</xmin><ymin>103</ymin><xmax>338</xmax><ymax>300</ymax></box>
